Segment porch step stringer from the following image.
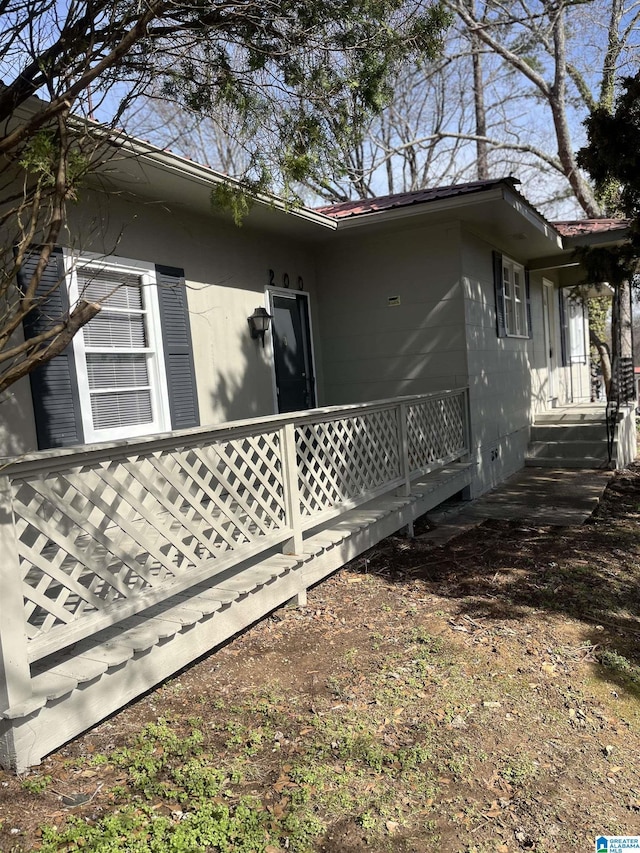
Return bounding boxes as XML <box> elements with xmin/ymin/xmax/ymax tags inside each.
<box><xmin>1</xmin><ymin>462</ymin><xmax>472</xmax><ymax>773</ymax></box>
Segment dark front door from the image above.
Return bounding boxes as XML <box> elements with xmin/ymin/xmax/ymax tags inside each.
<box><xmin>271</xmin><ymin>293</ymin><xmax>316</xmax><ymax>413</ymax></box>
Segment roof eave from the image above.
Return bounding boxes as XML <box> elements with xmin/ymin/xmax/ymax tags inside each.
<box><xmin>90</xmin><ymin>126</ymin><xmax>338</xmax><ymax>232</ymax></box>
<box><xmin>330</xmin><ymin>186</ymin><xmax>506</xmax><ymax>229</ymax></box>
<box><xmin>501</xmin><ymin>186</ymin><xmax>563</xmax><ymax>250</ymax></box>
<box><xmin>560</xmin><ymin>227</ymin><xmax>631</xmax><ymax>249</ymax></box>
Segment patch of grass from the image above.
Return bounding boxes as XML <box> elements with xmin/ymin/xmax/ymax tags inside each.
<box><xmin>597</xmin><ymin>649</ymin><xmax>640</xmax><ymax>686</ymax></box>
<box><xmin>596</xmin><ymin>648</ymin><xmax>640</xmax><ymax>696</ymax></box>
<box><xmin>499</xmin><ymin>753</ymin><xmax>539</xmax><ymax>785</ymax></box>
<box><xmin>38</xmin><ymin>798</ymin><xmax>274</xmax><ymax>853</ymax></box>
<box><xmin>20</xmin><ymin>774</ymin><xmax>51</xmax><ymax>794</ymax></box>
<box><xmin>40</xmin><ymin>717</ymin><xmax>324</xmax><ymax>852</ymax></box>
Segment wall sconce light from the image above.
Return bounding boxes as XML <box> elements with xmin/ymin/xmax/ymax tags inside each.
<box><xmin>247</xmin><ymin>306</ymin><xmax>273</xmax><ymax>348</ymax></box>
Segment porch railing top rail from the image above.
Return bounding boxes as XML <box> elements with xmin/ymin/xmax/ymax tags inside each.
<box><xmin>0</xmin><ymin>389</ymin><xmax>469</xmax><ymax>476</ymax></box>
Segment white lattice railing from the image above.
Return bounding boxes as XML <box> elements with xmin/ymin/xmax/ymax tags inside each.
<box><xmin>0</xmin><ymin>389</ymin><xmax>468</xmax><ymax>702</ymax></box>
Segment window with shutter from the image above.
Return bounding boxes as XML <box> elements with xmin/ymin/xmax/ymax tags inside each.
<box><xmin>68</xmin><ymin>255</ymin><xmax>172</xmax><ymax>442</ymax></box>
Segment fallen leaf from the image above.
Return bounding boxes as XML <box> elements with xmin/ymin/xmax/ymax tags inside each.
<box><xmin>484</xmin><ymin>800</ymin><xmax>502</xmax><ymax>818</ymax></box>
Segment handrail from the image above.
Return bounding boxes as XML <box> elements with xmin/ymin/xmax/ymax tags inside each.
<box><xmin>0</xmin><ymin>388</ymin><xmax>469</xmax><ymax>477</ymax></box>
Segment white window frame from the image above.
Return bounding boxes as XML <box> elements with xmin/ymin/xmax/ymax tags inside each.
<box><xmin>502</xmin><ymin>256</ymin><xmax>528</xmax><ymax>337</ymax></box>
<box><xmin>65</xmin><ymin>251</ymin><xmax>171</xmax><ymax>443</ymax></box>
<box><xmin>567</xmin><ymin>295</ymin><xmax>588</xmax><ymax>364</ymax></box>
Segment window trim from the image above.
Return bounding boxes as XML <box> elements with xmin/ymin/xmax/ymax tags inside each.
<box><xmin>495</xmin><ymin>252</ymin><xmax>530</xmax><ymax>339</ymax></box>
<box><xmin>65</xmin><ymin>251</ymin><xmax>172</xmax><ymax>443</ymax></box>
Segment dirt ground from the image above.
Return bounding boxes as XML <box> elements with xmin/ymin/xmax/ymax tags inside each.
<box><xmin>2</xmin><ymin>465</ymin><xmax>640</xmax><ymax>852</ymax></box>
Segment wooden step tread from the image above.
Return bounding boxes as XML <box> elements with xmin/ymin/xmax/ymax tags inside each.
<box><xmin>3</xmin><ymin>560</ymin><xmax>297</xmax><ymax>720</ymax></box>
<box><xmin>4</xmin><ymin>671</ymin><xmax>78</xmax><ymax>719</ymax></box>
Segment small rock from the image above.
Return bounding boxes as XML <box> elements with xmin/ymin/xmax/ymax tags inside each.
<box><xmin>604</xmin><ymin>744</ymin><xmax>614</xmax><ymax>757</ymax></box>
<box><xmin>514</xmin><ymin>829</ymin><xmax>535</xmax><ymax>847</ymax></box>
<box><xmin>483</xmin><ymin>701</ymin><xmax>502</xmax><ymax>709</ymax></box>
<box><xmin>450</xmin><ymin>715</ymin><xmax>468</xmax><ymax>729</ymax></box>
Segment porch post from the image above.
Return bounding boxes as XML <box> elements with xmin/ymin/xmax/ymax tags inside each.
<box><xmin>397</xmin><ymin>402</ymin><xmax>412</xmax><ymax>495</ymax></box>
<box><xmin>462</xmin><ymin>389</ymin><xmax>472</xmax><ymax>458</ymax></box>
<box><xmin>0</xmin><ymin>475</ymin><xmax>31</xmax><ymax>769</ymax></box>
<box><xmin>397</xmin><ymin>402</ymin><xmax>414</xmax><ymax>536</ymax></box>
<box><xmin>279</xmin><ymin>422</ymin><xmax>303</xmax><ymax>556</ymax></box>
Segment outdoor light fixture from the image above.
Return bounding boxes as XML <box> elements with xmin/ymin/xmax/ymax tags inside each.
<box><xmin>247</xmin><ymin>306</ymin><xmax>273</xmax><ymax>348</ymax></box>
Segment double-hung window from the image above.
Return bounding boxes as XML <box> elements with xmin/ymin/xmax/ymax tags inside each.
<box><xmin>502</xmin><ymin>257</ymin><xmax>527</xmax><ymax>337</ymax></box>
<box><xmin>68</xmin><ymin>255</ymin><xmax>171</xmax><ymax>443</ymax></box>
<box><xmin>494</xmin><ymin>251</ymin><xmax>531</xmax><ymax>338</ymax></box>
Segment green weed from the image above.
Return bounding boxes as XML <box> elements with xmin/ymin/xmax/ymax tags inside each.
<box><xmin>20</xmin><ymin>774</ymin><xmax>51</xmax><ymax>793</ymax></box>
<box><xmin>597</xmin><ymin>648</ymin><xmax>640</xmax><ymax>688</ymax></box>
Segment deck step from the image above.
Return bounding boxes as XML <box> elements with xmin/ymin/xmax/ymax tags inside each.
<box><xmin>527</xmin><ymin>405</ymin><xmax>620</xmax><ymax>469</ymax></box>
<box><xmin>6</xmin><ymin>551</ymin><xmax>313</xmax><ymax>720</ymax></box>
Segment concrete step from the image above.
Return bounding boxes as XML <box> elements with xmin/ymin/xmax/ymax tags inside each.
<box><xmin>530</xmin><ymin>423</ymin><xmax>609</xmax><ymax>442</ymax></box>
<box><xmin>527</xmin><ymin>440</ymin><xmax>612</xmax><ymax>461</ymax></box>
<box><xmin>525</xmin><ymin>456</ymin><xmax>611</xmax><ymax>469</ymax></box>
<box><xmin>534</xmin><ymin>411</ymin><xmax>607</xmax><ymax>425</ymax></box>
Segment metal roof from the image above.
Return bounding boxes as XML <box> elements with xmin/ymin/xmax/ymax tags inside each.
<box><xmin>553</xmin><ymin>219</ymin><xmax>629</xmax><ymax>237</ymax></box>
<box><xmin>315</xmin><ymin>178</ymin><xmax>521</xmax><ymax>219</ymax></box>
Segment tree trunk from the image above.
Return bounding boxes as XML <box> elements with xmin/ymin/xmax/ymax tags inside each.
<box><xmin>468</xmin><ymin>0</ymin><xmax>488</xmax><ymax>181</ymax></box>
<box><xmin>590</xmin><ymin>328</ymin><xmax>612</xmax><ymax>400</ymax></box>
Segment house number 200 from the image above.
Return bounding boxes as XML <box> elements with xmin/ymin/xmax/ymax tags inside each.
<box><xmin>268</xmin><ymin>270</ymin><xmax>304</xmax><ymax>290</ymax></box>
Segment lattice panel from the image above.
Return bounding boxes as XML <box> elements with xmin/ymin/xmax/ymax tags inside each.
<box><xmin>13</xmin><ymin>431</ymin><xmax>285</xmax><ymax>643</ymax></box>
<box><xmin>407</xmin><ymin>394</ymin><xmax>465</xmax><ymax>471</ymax></box>
<box><xmin>296</xmin><ymin>410</ymin><xmax>400</xmax><ymax>517</ymax></box>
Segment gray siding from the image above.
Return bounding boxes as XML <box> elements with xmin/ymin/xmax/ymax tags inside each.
<box><xmin>317</xmin><ymin>222</ymin><xmax>467</xmax><ymax>404</ymax></box>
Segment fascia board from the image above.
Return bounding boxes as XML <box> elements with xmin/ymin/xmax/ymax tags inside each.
<box><xmin>330</xmin><ymin>187</ymin><xmax>505</xmax><ymax>229</ymax></box>
<box><xmin>528</xmin><ymin>254</ymin><xmax>580</xmax><ymax>271</ymax></box>
<box><xmin>561</xmin><ymin>228</ymin><xmax>631</xmax><ymax>249</ymax></box>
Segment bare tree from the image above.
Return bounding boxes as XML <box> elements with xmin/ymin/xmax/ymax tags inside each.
<box><xmin>446</xmin><ymin>0</ymin><xmax>640</xmax><ymax>215</ymax></box>
<box><xmin>0</xmin><ymin>0</ymin><xmax>448</xmax><ymax>393</ymax></box>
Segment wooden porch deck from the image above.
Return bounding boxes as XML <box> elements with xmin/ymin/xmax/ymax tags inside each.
<box><xmin>0</xmin><ymin>391</ymin><xmax>472</xmax><ymax>772</ymax></box>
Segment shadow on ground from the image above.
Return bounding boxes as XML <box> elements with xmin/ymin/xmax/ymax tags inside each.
<box><xmin>348</xmin><ymin>465</ymin><xmax>640</xmax><ymax>700</ymax></box>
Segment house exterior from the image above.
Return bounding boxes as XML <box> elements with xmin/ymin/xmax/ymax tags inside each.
<box><xmin>1</xmin><ymin>126</ymin><xmax>636</xmax><ymax>772</ymax></box>
<box><xmin>1</xmin><ymin>138</ymin><xmax>622</xmax><ymax>490</ymax></box>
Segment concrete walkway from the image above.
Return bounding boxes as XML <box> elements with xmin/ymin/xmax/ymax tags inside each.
<box><xmin>419</xmin><ymin>467</ymin><xmax>614</xmax><ymax>545</ymax></box>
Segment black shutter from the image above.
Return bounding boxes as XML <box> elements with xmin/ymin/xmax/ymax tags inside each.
<box><xmin>493</xmin><ymin>251</ymin><xmax>507</xmax><ymax>337</ymax></box>
<box><xmin>19</xmin><ymin>248</ymin><xmax>84</xmax><ymax>449</ymax></box>
<box><xmin>525</xmin><ymin>268</ymin><xmax>532</xmax><ymax>338</ymax></box>
<box><xmin>558</xmin><ymin>289</ymin><xmax>569</xmax><ymax>366</ymax></box>
<box><xmin>155</xmin><ymin>264</ymin><xmax>200</xmax><ymax>430</ymax></box>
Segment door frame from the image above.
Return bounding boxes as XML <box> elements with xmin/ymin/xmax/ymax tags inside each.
<box><xmin>542</xmin><ymin>278</ymin><xmax>557</xmax><ymax>405</ymax></box>
<box><xmin>265</xmin><ymin>286</ymin><xmax>318</xmax><ymax>414</ymax></box>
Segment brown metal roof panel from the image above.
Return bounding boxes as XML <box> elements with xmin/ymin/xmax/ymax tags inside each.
<box><xmin>315</xmin><ymin>178</ymin><xmax>518</xmax><ymax>219</ymax></box>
